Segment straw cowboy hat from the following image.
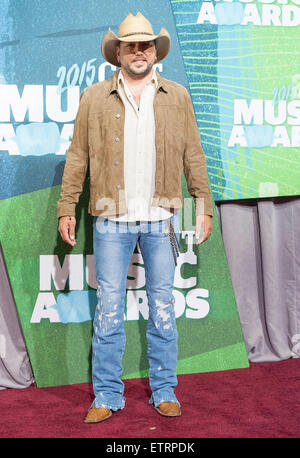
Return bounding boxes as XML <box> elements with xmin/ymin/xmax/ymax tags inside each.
<box><xmin>101</xmin><ymin>12</ymin><xmax>171</xmax><ymax>67</ymax></box>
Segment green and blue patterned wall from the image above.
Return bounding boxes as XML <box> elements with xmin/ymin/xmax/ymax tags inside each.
<box><xmin>171</xmin><ymin>0</ymin><xmax>300</xmax><ymax>200</ymax></box>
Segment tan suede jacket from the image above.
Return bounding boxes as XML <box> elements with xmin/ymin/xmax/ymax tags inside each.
<box><xmin>57</xmin><ymin>70</ymin><xmax>213</xmax><ymax>218</ymax></box>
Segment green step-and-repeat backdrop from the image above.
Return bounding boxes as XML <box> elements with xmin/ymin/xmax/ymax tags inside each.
<box><xmin>5</xmin><ymin>0</ymin><xmax>299</xmax><ymax>387</ymax></box>
<box><xmin>171</xmin><ymin>0</ymin><xmax>300</xmax><ymax>201</ymax></box>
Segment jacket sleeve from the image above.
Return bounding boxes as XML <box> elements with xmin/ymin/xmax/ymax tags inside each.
<box><xmin>183</xmin><ymin>88</ymin><xmax>213</xmax><ymax>217</ymax></box>
<box><xmin>57</xmin><ymin>89</ymin><xmax>90</xmax><ymax>218</ymax></box>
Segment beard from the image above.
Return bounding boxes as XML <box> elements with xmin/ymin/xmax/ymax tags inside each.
<box><xmin>122</xmin><ymin>55</ymin><xmax>157</xmax><ymax>78</ymax></box>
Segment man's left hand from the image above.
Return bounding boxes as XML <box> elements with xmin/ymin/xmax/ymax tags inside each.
<box><xmin>195</xmin><ymin>214</ymin><xmax>213</xmax><ymax>245</ymax></box>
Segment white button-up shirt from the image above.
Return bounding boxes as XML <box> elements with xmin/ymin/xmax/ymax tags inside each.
<box><xmin>109</xmin><ymin>70</ymin><xmax>173</xmax><ymax>222</ymax></box>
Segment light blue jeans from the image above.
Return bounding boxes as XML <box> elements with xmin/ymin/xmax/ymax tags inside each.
<box><xmin>91</xmin><ymin>214</ymin><xmax>180</xmax><ymax>411</ymax></box>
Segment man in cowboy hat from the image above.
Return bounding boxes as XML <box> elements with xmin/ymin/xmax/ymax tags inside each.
<box><xmin>58</xmin><ymin>12</ymin><xmax>213</xmax><ymax>423</ymax></box>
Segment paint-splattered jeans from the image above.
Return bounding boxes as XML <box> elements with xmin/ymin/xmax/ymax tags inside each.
<box><xmin>91</xmin><ymin>213</ymin><xmax>180</xmax><ymax>411</ymax></box>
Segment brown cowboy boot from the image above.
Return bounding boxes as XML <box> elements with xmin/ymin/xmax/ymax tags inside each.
<box><xmin>84</xmin><ymin>406</ymin><xmax>112</xmax><ymax>423</ymax></box>
<box><xmin>156</xmin><ymin>401</ymin><xmax>181</xmax><ymax>417</ymax></box>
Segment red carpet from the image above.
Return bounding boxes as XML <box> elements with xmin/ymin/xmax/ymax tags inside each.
<box><xmin>0</xmin><ymin>358</ymin><xmax>299</xmax><ymax>438</ymax></box>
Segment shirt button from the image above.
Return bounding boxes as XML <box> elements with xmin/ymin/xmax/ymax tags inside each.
<box><xmin>115</xmin><ymin>114</ymin><xmax>120</xmax><ymax>119</ymax></box>
<box><xmin>116</xmin><ymin>184</ymin><xmax>121</xmax><ymax>190</ymax></box>
<box><xmin>114</xmin><ymin>161</ymin><xmax>119</xmax><ymax>166</ymax></box>
<box><xmin>115</xmin><ymin>137</ymin><xmax>120</xmax><ymax>142</ymax></box>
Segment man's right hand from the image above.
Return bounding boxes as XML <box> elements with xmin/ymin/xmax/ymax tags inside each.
<box><xmin>58</xmin><ymin>216</ymin><xmax>76</xmax><ymax>246</ymax></box>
